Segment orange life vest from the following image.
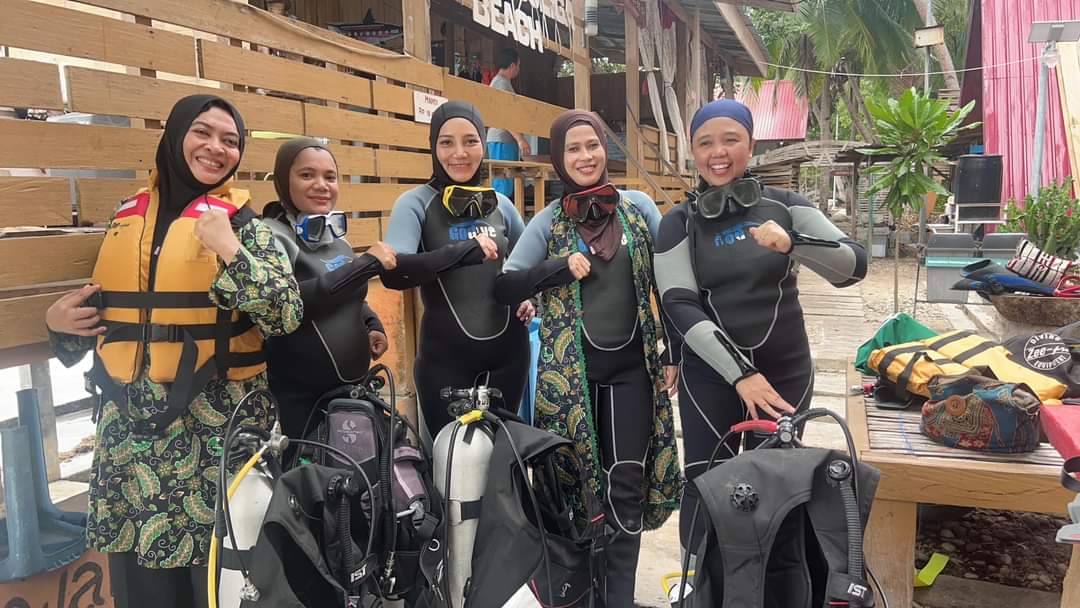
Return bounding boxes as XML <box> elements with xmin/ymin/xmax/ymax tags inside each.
<box><xmin>88</xmin><ymin>180</ymin><xmax>265</xmax><ymax>434</ymax></box>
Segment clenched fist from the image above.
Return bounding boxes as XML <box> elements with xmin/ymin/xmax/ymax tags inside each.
<box><xmin>194</xmin><ymin>208</ymin><xmax>242</xmax><ymax>264</ymax></box>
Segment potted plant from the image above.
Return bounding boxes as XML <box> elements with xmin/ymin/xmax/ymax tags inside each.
<box><xmin>861</xmin><ymin>87</ymin><xmax>978</xmax><ymax>312</ymax></box>
<box><xmin>1003</xmin><ymin>178</ymin><xmax>1080</xmax><ymax>260</ymax></box>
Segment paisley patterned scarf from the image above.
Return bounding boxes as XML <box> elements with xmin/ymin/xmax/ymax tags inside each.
<box><xmin>534</xmin><ymin>196</ymin><xmax>682</xmax><ymax>530</ymax></box>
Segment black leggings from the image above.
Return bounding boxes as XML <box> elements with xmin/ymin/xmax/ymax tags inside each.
<box><xmin>583</xmin><ymin>337</ymin><xmax>654</xmax><ymax>606</ymax></box>
<box><xmin>677</xmin><ymin>338</ymin><xmax>814</xmax><ymax>555</ymax></box>
<box><xmin>108</xmin><ymin>553</ymin><xmax>208</xmax><ymax>608</ymax></box>
<box><xmin>414</xmin><ymin>316</ymin><xmax>530</xmax><ymax>439</ymax></box>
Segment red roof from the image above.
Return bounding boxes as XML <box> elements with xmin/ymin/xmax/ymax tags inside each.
<box><xmin>961</xmin><ymin>0</ymin><xmax>1079</xmax><ymax>206</ymax></box>
<box><xmin>736</xmin><ymin>80</ymin><xmax>809</xmax><ymax>142</ymax></box>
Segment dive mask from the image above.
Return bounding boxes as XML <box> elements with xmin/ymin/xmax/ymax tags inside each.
<box><xmin>692</xmin><ymin>177</ymin><xmax>763</xmax><ymax>219</ymax></box>
<box><xmin>442</xmin><ymin>186</ymin><xmax>499</xmax><ymax>218</ymax></box>
<box><xmin>562</xmin><ymin>183</ymin><xmax>620</xmax><ymax>222</ymax></box>
<box><xmin>295</xmin><ymin>211</ymin><xmax>348</xmax><ymax>244</ymax></box>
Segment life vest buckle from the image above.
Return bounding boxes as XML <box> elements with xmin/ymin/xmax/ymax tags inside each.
<box><xmin>144</xmin><ymin>323</ymin><xmax>183</xmax><ymax>343</ymax></box>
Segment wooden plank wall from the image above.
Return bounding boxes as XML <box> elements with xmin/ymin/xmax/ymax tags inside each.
<box><xmin>0</xmin><ymin>0</ymin><xmax>681</xmax><ymax>364</ymax></box>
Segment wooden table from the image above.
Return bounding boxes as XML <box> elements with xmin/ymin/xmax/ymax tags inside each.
<box><xmin>845</xmin><ymin>366</ymin><xmax>1080</xmax><ymax>607</ymax></box>
<box><xmin>484</xmin><ymin>159</ymin><xmax>554</xmax><ymax>218</ymax></box>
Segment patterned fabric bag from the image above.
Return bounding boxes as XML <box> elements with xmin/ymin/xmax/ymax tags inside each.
<box><xmin>921</xmin><ymin>372</ymin><xmax>1042</xmax><ymax>454</ymax></box>
<box><xmin>1006</xmin><ymin>238</ymin><xmax>1075</xmax><ymax>288</ymax></box>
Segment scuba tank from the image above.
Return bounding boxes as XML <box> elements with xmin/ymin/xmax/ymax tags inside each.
<box><xmin>431</xmin><ymin>385</ymin><xmax>498</xmax><ymax>608</ymax></box>
<box><xmin>215</xmin><ymin>465</ymin><xmax>275</xmax><ymax>608</ymax></box>
<box><xmin>421</xmin><ymin>383</ymin><xmax>606</xmax><ymax>608</ymax></box>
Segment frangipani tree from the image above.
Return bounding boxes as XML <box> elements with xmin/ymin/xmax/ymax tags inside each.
<box><xmin>861</xmin><ymin>87</ymin><xmax>978</xmax><ymax>312</ymax></box>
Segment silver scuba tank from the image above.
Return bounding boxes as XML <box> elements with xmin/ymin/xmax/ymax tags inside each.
<box><xmin>215</xmin><ymin>462</ymin><xmax>274</xmax><ymax>608</ymax></box>
<box><xmin>432</xmin><ymin>412</ymin><xmax>495</xmax><ymax>608</ymax></box>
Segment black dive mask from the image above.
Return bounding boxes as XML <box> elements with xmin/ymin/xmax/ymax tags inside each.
<box><xmin>442</xmin><ymin>186</ymin><xmax>499</xmax><ymax>219</ymax></box>
<box><xmin>692</xmin><ymin>177</ymin><xmax>763</xmax><ymax>219</ymax></box>
<box><xmin>562</xmin><ymin>183</ymin><xmax>620</xmax><ymax>223</ymax></box>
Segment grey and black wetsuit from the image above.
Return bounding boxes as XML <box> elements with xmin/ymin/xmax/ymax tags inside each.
<box><xmin>263</xmin><ymin>201</ymin><xmax>386</xmax><ymax>440</ymax></box>
<box><xmin>496</xmin><ymin>189</ymin><xmax>677</xmax><ymax>606</ymax></box>
<box><xmin>654</xmin><ymin>184</ymin><xmax>867</xmax><ymax>554</ymax></box>
<box><xmin>383</xmin><ymin>183</ymin><xmax>529</xmax><ymax>436</ymax></box>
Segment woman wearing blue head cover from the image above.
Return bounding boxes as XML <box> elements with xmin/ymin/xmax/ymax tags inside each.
<box><xmin>653</xmin><ymin>99</ymin><xmax>868</xmax><ymax>582</ymax></box>
<box><xmin>261</xmin><ymin>138</ymin><xmax>398</xmax><ymax>441</ymax></box>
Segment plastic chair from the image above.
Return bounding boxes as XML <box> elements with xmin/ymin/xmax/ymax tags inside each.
<box><xmin>0</xmin><ymin>388</ymin><xmax>87</xmax><ymax>581</ymax></box>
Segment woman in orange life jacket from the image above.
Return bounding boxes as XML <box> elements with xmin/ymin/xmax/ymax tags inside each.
<box><xmin>260</xmin><ymin>138</ymin><xmax>398</xmax><ymax>440</ymax></box>
<box><xmin>44</xmin><ymin>95</ymin><xmax>302</xmax><ymax>608</ymax></box>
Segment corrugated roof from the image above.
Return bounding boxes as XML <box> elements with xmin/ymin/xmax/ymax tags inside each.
<box><xmin>592</xmin><ymin>0</ymin><xmax>768</xmax><ymax>76</ymax></box>
<box><xmin>736</xmin><ymin>80</ymin><xmax>808</xmax><ymax>141</ymax></box>
<box><xmin>961</xmin><ymin>0</ymin><xmax>1079</xmax><ymax>206</ymax></box>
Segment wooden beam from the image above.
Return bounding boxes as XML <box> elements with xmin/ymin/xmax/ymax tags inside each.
<box><xmin>0</xmin><ymin>293</ymin><xmax>65</xmax><ymax>350</ymax></box>
<box><xmin>71</xmin><ymin>0</ymin><xmax>444</xmax><ymax>89</ymax></box>
<box><xmin>0</xmin><ymin>58</ymin><xmax>64</xmax><ymax>111</ymax></box>
<box><xmin>0</xmin><ymin>178</ymin><xmax>74</xmax><ymax>228</ymax></box>
<box><xmin>304</xmin><ymin>104</ymin><xmax>429</xmax><ymax>149</ymax></box>
<box><xmin>713</xmin><ymin>1</ymin><xmax>768</xmax><ymax>77</ymax></box>
<box><xmin>403</xmin><ymin>0</ymin><xmax>433</xmax><ymax>63</ymax></box>
<box><xmin>65</xmin><ymin>66</ymin><xmax>304</xmax><ymax>134</ymax></box>
<box><xmin>572</xmin><ymin>0</ymin><xmax>590</xmax><ymax>110</ymax></box>
<box><xmin>625</xmin><ymin>9</ymin><xmax>640</xmax><ymax>180</ymax></box>
<box><xmin>0</xmin><ymin>120</ymin><xmax>159</xmax><ymax>172</ymax></box>
<box><xmin>0</xmin><ymin>234</ymin><xmax>103</xmax><ymax>289</ymax></box>
<box><xmin>0</xmin><ymin>0</ymin><xmax>196</xmax><ymax>76</ymax></box>
<box><xmin>442</xmin><ymin>74</ymin><xmax>564</xmax><ymax>138</ymax></box>
<box><xmin>199</xmin><ymin>41</ymin><xmax>373</xmax><ymax>108</ymax></box>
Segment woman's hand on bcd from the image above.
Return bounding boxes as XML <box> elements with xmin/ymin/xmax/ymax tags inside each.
<box><xmin>734</xmin><ymin>372</ymin><xmax>795</xmax><ymax>420</ymax></box>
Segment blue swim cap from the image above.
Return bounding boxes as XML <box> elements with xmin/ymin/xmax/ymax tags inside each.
<box><xmin>690</xmin><ymin>99</ymin><xmax>753</xmax><ymax>139</ymax></box>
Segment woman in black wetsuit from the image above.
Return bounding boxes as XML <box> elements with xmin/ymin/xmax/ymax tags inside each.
<box><xmin>653</xmin><ymin>99</ymin><xmax>868</xmax><ymax>577</ymax></box>
<box><xmin>382</xmin><ymin>101</ymin><xmax>534</xmax><ymax>439</ymax></box>
<box><xmin>495</xmin><ymin>109</ymin><xmax>681</xmax><ymax>606</ymax></box>
<box><xmin>261</xmin><ymin>138</ymin><xmax>398</xmax><ymax>440</ymax></box>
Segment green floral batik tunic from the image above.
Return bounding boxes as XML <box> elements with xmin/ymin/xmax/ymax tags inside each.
<box><xmin>50</xmin><ymin>213</ymin><xmax>302</xmax><ymax>569</ymax></box>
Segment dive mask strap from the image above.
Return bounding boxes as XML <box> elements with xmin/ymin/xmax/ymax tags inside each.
<box><xmin>562</xmin><ymin>183</ymin><xmax>621</xmax><ymax>223</ymax></box>
<box><xmin>442</xmin><ymin>186</ymin><xmax>499</xmax><ymax>218</ymax></box>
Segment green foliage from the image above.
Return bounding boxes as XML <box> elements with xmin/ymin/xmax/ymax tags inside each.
<box><xmin>860</xmin><ymin>87</ymin><xmax>977</xmax><ymax>219</ymax></box>
<box><xmin>1003</xmin><ymin>179</ymin><xmax>1080</xmax><ymax>258</ymax></box>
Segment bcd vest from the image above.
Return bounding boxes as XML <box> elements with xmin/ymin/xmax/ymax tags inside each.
<box><xmin>683</xmin><ymin>447</ymin><xmax>880</xmax><ymax>607</ymax></box>
<box><xmin>88</xmin><ymin>186</ymin><xmax>265</xmax><ymax>435</ymax></box>
<box><xmin>263</xmin><ymin>215</ymin><xmax>371</xmax><ymax>389</ymax></box>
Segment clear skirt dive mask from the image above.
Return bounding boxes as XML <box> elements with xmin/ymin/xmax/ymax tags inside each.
<box><xmin>295</xmin><ymin>211</ymin><xmax>348</xmax><ymax>243</ymax></box>
<box><xmin>692</xmin><ymin>177</ymin><xmax>763</xmax><ymax>219</ymax></box>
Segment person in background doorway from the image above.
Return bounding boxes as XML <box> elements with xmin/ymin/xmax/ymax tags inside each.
<box><xmin>486</xmin><ymin>47</ymin><xmax>531</xmax><ymax>199</ymax></box>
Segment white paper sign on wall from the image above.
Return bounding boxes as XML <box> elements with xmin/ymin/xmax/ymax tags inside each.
<box><xmin>414</xmin><ymin>91</ymin><xmax>449</xmax><ymax>124</ymax></box>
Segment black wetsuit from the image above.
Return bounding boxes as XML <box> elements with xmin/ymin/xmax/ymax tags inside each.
<box><xmin>383</xmin><ymin>184</ymin><xmax>529</xmax><ymax>438</ymax></box>
<box><xmin>654</xmin><ymin>185</ymin><xmax>868</xmax><ymax>559</ymax></box>
<box><xmin>263</xmin><ymin>202</ymin><xmax>385</xmax><ymax>439</ymax></box>
<box><xmin>495</xmin><ymin>190</ymin><xmax>675</xmax><ymax>606</ymax></box>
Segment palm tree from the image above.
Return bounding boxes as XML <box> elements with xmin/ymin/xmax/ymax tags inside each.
<box><xmin>750</xmin><ymin>0</ymin><xmax>923</xmax><ymax>205</ymax></box>
<box><xmin>911</xmin><ymin>0</ymin><xmax>961</xmax><ymax>91</ymax></box>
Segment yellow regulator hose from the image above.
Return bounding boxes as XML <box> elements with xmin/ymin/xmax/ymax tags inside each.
<box><xmin>208</xmin><ymin>447</ymin><xmax>267</xmax><ymax>608</ymax></box>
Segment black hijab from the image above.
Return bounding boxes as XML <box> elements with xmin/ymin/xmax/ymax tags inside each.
<box><xmin>155</xmin><ymin>95</ymin><xmax>246</xmax><ymax>213</ymax></box>
<box><xmin>428</xmin><ymin>101</ymin><xmax>486</xmax><ymax>189</ymax></box>
<box><xmin>272</xmin><ymin>138</ymin><xmax>337</xmax><ymax>214</ymax></box>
